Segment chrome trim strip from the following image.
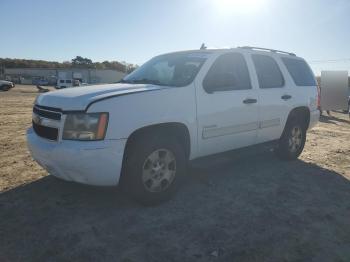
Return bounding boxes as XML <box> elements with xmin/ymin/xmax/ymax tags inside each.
<box><xmin>202</xmin><ymin>118</ymin><xmax>281</xmax><ymax>139</ymax></box>
<box><xmin>34</xmin><ymin>106</ymin><xmax>60</xmax><ymax>113</ymax></box>
<box><xmin>32</xmin><ymin>112</ymin><xmax>61</xmax><ymax>129</ymax></box>
<box><xmin>260</xmin><ymin>118</ymin><xmax>280</xmax><ymax>129</ymax></box>
<box><xmin>203</xmin><ymin>122</ymin><xmax>259</xmax><ymax>139</ymax></box>
<box><xmin>33</xmin><ymin>105</ymin><xmax>62</xmax><ymax>120</ymax></box>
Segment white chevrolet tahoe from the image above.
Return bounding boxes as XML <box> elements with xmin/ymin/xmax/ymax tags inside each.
<box><xmin>27</xmin><ymin>47</ymin><xmax>320</xmax><ymax>204</ymax></box>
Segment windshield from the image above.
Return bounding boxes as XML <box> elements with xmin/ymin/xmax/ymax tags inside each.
<box><xmin>122</xmin><ymin>52</ymin><xmax>208</xmax><ymax>87</ymax></box>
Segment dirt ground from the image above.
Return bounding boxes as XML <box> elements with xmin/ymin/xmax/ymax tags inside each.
<box><xmin>0</xmin><ymin>85</ymin><xmax>350</xmax><ymax>261</ymax></box>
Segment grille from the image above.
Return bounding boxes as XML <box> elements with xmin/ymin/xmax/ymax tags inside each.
<box><xmin>32</xmin><ymin>121</ymin><xmax>59</xmax><ymax>141</ymax></box>
<box><xmin>33</xmin><ymin>106</ymin><xmax>61</xmax><ymax>120</ymax></box>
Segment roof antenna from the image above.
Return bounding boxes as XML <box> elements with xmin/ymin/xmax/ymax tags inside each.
<box><xmin>200</xmin><ymin>43</ymin><xmax>207</xmax><ymax>50</ymax></box>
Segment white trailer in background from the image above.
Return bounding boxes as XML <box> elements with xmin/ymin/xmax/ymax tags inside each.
<box><xmin>57</xmin><ymin>72</ymin><xmax>84</xmax><ymax>89</ymax></box>
<box><xmin>320</xmin><ymin>71</ymin><xmax>349</xmax><ymax>111</ymax></box>
<box><xmin>57</xmin><ymin>71</ymin><xmax>73</xmax><ymax>89</ymax></box>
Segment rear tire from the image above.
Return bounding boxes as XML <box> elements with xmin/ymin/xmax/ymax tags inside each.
<box><xmin>276</xmin><ymin>118</ymin><xmax>306</xmax><ymax>161</ymax></box>
<box><xmin>121</xmin><ymin>133</ymin><xmax>187</xmax><ymax>205</ymax></box>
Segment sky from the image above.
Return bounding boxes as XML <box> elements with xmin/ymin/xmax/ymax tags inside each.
<box><xmin>1</xmin><ymin>0</ymin><xmax>350</xmax><ymax>74</ymax></box>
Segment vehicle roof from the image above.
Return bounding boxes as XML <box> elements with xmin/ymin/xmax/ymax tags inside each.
<box><xmin>163</xmin><ymin>47</ymin><xmax>303</xmax><ymax>60</ymax></box>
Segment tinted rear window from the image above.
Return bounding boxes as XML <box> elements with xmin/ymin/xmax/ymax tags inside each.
<box><xmin>282</xmin><ymin>58</ymin><xmax>316</xmax><ymax>86</ymax></box>
<box><xmin>252</xmin><ymin>55</ymin><xmax>284</xmax><ymax>88</ymax></box>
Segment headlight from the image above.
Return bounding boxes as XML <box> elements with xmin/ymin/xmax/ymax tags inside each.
<box><xmin>63</xmin><ymin>113</ymin><xmax>108</xmax><ymax>141</ymax></box>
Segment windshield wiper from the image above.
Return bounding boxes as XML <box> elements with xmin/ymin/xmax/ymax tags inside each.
<box><xmin>117</xmin><ymin>79</ymin><xmax>132</xmax><ymax>83</ymax></box>
<box><xmin>120</xmin><ymin>78</ymin><xmax>162</xmax><ymax>85</ymax></box>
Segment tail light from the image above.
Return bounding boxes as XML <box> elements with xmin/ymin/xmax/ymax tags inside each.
<box><xmin>316</xmin><ymin>84</ymin><xmax>321</xmax><ymax>110</ymax></box>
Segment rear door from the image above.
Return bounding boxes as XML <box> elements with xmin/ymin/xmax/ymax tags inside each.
<box><xmin>195</xmin><ymin>52</ymin><xmax>259</xmax><ymax>157</ymax></box>
<box><xmin>250</xmin><ymin>54</ymin><xmax>292</xmax><ymax>143</ymax></box>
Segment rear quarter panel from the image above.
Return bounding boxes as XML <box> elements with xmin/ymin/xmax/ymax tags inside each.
<box><xmin>277</xmin><ymin>56</ymin><xmax>319</xmax><ymax>126</ymax></box>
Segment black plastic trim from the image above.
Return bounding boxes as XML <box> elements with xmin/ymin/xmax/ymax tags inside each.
<box><xmin>33</xmin><ymin>106</ymin><xmax>61</xmax><ymax>120</ymax></box>
<box><xmin>35</xmin><ymin>105</ymin><xmax>62</xmax><ymax>112</ymax></box>
<box><xmin>32</xmin><ymin>121</ymin><xmax>58</xmax><ymax>141</ymax></box>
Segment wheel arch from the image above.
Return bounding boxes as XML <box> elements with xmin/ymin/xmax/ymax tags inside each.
<box><xmin>285</xmin><ymin>106</ymin><xmax>311</xmax><ymax>131</ymax></box>
<box><xmin>124</xmin><ymin>122</ymin><xmax>191</xmax><ymax>160</ymax></box>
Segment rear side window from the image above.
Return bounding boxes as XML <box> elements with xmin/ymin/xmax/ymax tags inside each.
<box><xmin>59</xmin><ymin>80</ymin><xmax>64</xmax><ymax>83</ymax></box>
<box><xmin>252</xmin><ymin>54</ymin><xmax>284</xmax><ymax>88</ymax></box>
<box><xmin>282</xmin><ymin>58</ymin><xmax>316</xmax><ymax>86</ymax></box>
<box><xmin>66</xmin><ymin>80</ymin><xmax>72</xmax><ymax>83</ymax></box>
<box><xmin>203</xmin><ymin>53</ymin><xmax>251</xmax><ymax>93</ymax></box>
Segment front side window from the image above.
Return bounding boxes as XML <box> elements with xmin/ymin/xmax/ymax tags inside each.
<box><xmin>122</xmin><ymin>52</ymin><xmax>208</xmax><ymax>87</ymax></box>
<box><xmin>252</xmin><ymin>54</ymin><xmax>284</xmax><ymax>89</ymax></box>
<box><xmin>203</xmin><ymin>53</ymin><xmax>251</xmax><ymax>93</ymax></box>
<box><xmin>282</xmin><ymin>58</ymin><xmax>316</xmax><ymax>86</ymax></box>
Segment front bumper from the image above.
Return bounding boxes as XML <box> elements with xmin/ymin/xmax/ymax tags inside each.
<box><xmin>27</xmin><ymin>127</ymin><xmax>126</xmax><ymax>186</ymax></box>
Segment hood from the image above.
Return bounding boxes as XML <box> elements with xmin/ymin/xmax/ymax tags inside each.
<box><xmin>36</xmin><ymin>83</ymin><xmax>166</xmax><ymax>111</ymax></box>
<box><xmin>0</xmin><ymin>80</ymin><xmax>12</xmax><ymax>84</ymax></box>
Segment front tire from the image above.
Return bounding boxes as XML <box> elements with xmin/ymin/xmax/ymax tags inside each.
<box><xmin>0</xmin><ymin>85</ymin><xmax>10</xmax><ymax>91</ymax></box>
<box><xmin>276</xmin><ymin>119</ymin><xmax>306</xmax><ymax>160</ymax></box>
<box><xmin>121</xmin><ymin>133</ymin><xmax>187</xmax><ymax>205</ymax></box>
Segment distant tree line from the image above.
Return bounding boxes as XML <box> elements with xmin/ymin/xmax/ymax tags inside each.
<box><xmin>0</xmin><ymin>56</ymin><xmax>138</xmax><ymax>73</ymax></box>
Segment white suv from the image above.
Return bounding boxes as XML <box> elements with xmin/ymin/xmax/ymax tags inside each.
<box><xmin>27</xmin><ymin>47</ymin><xmax>320</xmax><ymax>204</ymax></box>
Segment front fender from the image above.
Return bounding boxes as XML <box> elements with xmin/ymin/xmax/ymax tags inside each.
<box><xmin>87</xmin><ymin>85</ymin><xmax>199</xmax><ymax>159</ymax></box>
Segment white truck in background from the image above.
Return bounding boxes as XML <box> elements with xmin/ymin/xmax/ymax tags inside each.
<box><xmin>56</xmin><ymin>72</ymin><xmax>83</xmax><ymax>89</ymax></box>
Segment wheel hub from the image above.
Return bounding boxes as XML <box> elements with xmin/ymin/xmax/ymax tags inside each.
<box><xmin>289</xmin><ymin>126</ymin><xmax>302</xmax><ymax>152</ymax></box>
<box><xmin>142</xmin><ymin>149</ymin><xmax>177</xmax><ymax>193</ymax></box>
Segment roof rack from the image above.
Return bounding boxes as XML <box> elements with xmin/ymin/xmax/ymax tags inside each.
<box><xmin>238</xmin><ymin>46</ymin><xmax>296</xmax><ymax>56</ymax></box>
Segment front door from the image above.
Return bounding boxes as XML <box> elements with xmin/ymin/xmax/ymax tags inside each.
<box><xmin>195</xmin><ymin>52</ymin><xmax>259</xmax><ymax>157</ymax></box>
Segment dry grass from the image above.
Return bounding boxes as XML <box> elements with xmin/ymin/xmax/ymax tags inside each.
<box><xmin>0</xmin><ymin>85</ymin><xmax>349</xmax><ymax>261</ymax></box>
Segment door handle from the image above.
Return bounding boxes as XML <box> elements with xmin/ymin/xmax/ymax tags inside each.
<box><xmin>243</xmin><ymin>98</ymin><xmax>257</xmax><ymax>104</ymax></box>
<box><xmin>281</xmin><ymin>94</ymin><xmax>292</xmax><ymax>100</ymax></box>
